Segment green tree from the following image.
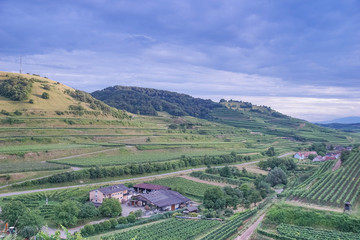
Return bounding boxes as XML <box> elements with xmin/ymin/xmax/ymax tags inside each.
<box><xmin>54</xmin><ymin>200</ymin><xmax>80</xmax><ymax>227</ymax></box>
<box><xmin>99</xmin><ymin>198</ymin><xmax>122</xmax><ymax>217</ymax></box>
<box><xmin>0</xmin><ymin>200</ymin><xmax>26</xmax><ymax>226</ymax></box>
<box><xmin>81</xmin><ymin>224</ymin><xmax>95</xmax><ymax>236</ymax></box>
<box><xmin>36</xmin><ymin>226</ymin><xmax>83</xmax><ymax>240</ymax></box>
<box><xmin>134</xmin><ymin>209</ymin><xmax>143</xmax><ymax>219</ymax></box>
<box><xmin>265</xmin><ymin>167</ymin><xmax>287</xmax><ymax>187</ymax></box>
<box><xmin>219</xmin><ymin>166</ymin><xmax>231</xmax><ymax>177</ymax></box>
<box><xmin>265</xmin><ymin>147</ymin><xmax>276</xmax><ymax>157</ymax></box>
<box><xmin>126</xmin><ymin>213</ymin><xmax>136</xmax><ymax>223</ymax></box>
<box><xmin>42</xmin><ymin>92</ymin><xmax>50</xmax><ymax>99</ymax></box>
<box><xmin>203</xmin><ymin>187</ymin><xmax>225</xmax><ymax>210</ymax></box>
<box><xmin>18</xmin><ymin>209</ymin><xmax>44</xmax><ymax>235</ymax></box>
<box><xmin>341</xmin><ymin>150</ymin><xmax>351</xmax><ymax>163</ymax></box>
<box><xmin>249</xmin><ymin>190</ymin><xmax>262</xmax><ymax>206</ymax></box>
<box><xmin>19</xmin><ymin>226</ymin><xmax>37</xmax><ymax>239</ymax></box>
<box><xmin>78</xmin><ymin>203</ymin><xmax>98</xmax><ymax>219</ymax></box>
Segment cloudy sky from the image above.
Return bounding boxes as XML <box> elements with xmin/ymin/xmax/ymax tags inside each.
<box><xmin>1</xmin><ymin>0</ymin><xmax>359</xmax><ymax>122</ymax></box>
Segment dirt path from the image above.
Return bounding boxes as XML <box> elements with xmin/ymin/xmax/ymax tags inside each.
<box><xmin>278</xmin><ymin>152</ymin><xmax>295</xmax><ymax>158</ymax></box>
<box><xmin>236</xmin><ymin>164</ymin><xmax>268</xmax><ymax>175</ymax></box>
<box><xmin>287</xmin><ymin>200</ymin><xmax>342</xmax><ymax>213</ymax></box>
<box><xmin>180</xmin><ymin>175</ymin><xmax>237</xmax><ymax>187</ymax></box>
<box><xmin>332</xmin><ymin>159</ymin><xmax>342</xmax><ymax>171</ymax></box>
<box><xmin>45</xmin><ymin>147</ymin><xmax>119</xmax><ymax>162</ymax></box>
<box><xmin>236</xmin><ymin>214</ymin><xmax>265</xmax><ymax>240</ymax></box>
<box><xmin>0</xmin><ymin>160</ymin><xmax>261</xmax><ymax>198</ymax></box>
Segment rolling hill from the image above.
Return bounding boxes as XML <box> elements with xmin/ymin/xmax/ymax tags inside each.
<box><xmin>92</xmin><ymin>85</ymin><xmax>355</xmax><ymax>144</ymax></box>
<box><xmin>0</xmin><ymin>71</ymin><xmax>128</xmax><ymax>119</ymax></box>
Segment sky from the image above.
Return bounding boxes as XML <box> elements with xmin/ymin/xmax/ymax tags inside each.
<box><xmin>0</xmin><ymin>0</ymin><xmax>359</xmax><ymax>122</ymax></box>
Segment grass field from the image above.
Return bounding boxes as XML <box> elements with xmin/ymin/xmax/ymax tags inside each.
<box><xmin>149</xmin><ymin>177</ymin><xmax>217</xmax><ymax>199</ymax></box>
<box><xmin>48</xmin><ymin>147</ymin><xmax>236</xmax><ymax>166</ymax></box>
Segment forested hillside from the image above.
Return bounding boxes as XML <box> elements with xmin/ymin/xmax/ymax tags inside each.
<box><xmin>91</xmin><ymin>86</ymin><xmax>354</xmax><ymax>144</ymax></box>
<box><xmin>91</xmin><ymin>86</ymin><xmax>223</xmax><ymax>117</ymax></box>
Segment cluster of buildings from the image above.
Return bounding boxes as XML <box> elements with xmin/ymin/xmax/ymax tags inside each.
<box><xmin>293</xmin><ymin>146</ymin><xmax>352</xmax><ymax>162</ymax></box>
<box><xmin>89</xmin><ymin>183</ymin><xmax>191</xmax><ymax>212</ymax></box>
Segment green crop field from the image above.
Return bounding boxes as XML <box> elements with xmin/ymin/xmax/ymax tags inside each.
<box><xmin>0</xmin><ymin>143</ymin><xmax>93</xmax><ymax>154</ymax></box>
<box><xmin>48</xmin><ymin>148</ymin><xmax>232</xmax><ymax>167</ymax></box>
<box><xmin>201</xmin><ymin>209</ymin><xmax>257</xmax><ymax>240</ymax></box>
<box><xmin>0</xmin><ymin>162</ymin><xmax>70</xmax><ymax>173</ymax></box>
<box><xmin>149</xmin><ymin>177</ymin><xmax>216</xmax><ymax>199</ymax></box>
<box><xmin>288</xmin><ymin>150</ymin><xmax>360</xmax><ymax>207</ymax></box>
<box><xmin>102</xmin><ymin>218</ymin><xmax>220</xmax><ymax>240</ymax></box>
<box><xmin>277</xmin><ymin>224</ymin><xmax>360</xmax><ymax>240</ymax></box>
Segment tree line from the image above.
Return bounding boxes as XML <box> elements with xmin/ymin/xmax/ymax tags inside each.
<box><xmin>13</xmin><ymin>153</ymin><xmax>254</xmax><ymax>187</ymax></box>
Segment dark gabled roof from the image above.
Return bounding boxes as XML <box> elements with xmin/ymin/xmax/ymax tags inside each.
<box><xmin>138</xmin><ymin>189</ymin><xmax>190</xmax><ymax>208</ymax></box>
<box><xmin>93</xmin><ymin>184</ymin><xmax>128</xmax><ymax>195</ymax></box>
<box><xmin>134</xmin><ymin>183</ymin><xmax>170</xmax><ymax>190</ymax></box>
<box><xmin>186</xmin><ymin>206</ymin><xmax>198</xmax><ymax>212</ymax></box>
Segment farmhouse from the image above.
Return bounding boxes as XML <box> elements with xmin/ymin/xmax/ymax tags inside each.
<box><xmin>133</xmin><ymin>183</ymin><xmax>170</xmax><ymax>193</ymax></box>
<box><xmin>89</xmin><ymin>184</ymin><xmax>129</xmax><ymax>205</ymax></box>
<box><xmin>294</xmin><ymin>151</ymin><xmax>317</xmax><ymax>160</ymax></box>
<box><xmin>134</xmin><ymin>189</ymin><xmax>190</xmax><ymax>211</ymax></box>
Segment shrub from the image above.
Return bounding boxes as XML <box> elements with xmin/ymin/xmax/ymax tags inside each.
<box><xmin>29</xmin><ymin>99</ymin><xmax>34</xmax><ymax>104</ymax></box>
<box><xmin>81</xmin><ymin>224</ymin><xmax>95</xmax><ymax>236</ymax></box>
<box><xmin>127</xmin><ymin>214</ymin><xmax>136</xmax><ymax>223</ymax></box>
<box><xmin>41</xmin><ymin>92</ymin><xmax>49</xmax><ymax>99</ymax></box>
<box><xmin>172</xmin><ymin>212</ymin><xmax>182</xmax><ymax>217</ymax></box>
<box><xmin>14</xmin><ymin>110</ymin><xmax>22</xmax><ymax>116</ymax></box>
<box><xmin>117</xmin><ymin>216</ymin><xmax>128</xmax><ymax>224</ymax></box>
<box><xmin>101</xmin><ymin>220</ymin><xmax>112</xmax><ymax>230</ymax></box>
<box><xmin>110</xmin><ymin>218</ymin><xmax>118</xmax><ymax>228</ymax></box>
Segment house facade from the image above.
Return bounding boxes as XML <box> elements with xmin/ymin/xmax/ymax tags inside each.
<box><xmin>294</xmin><ymin>151</ymin><xmax>317</xmax><ymax>160</ymax></box>
<box><xmin>89</xmin><ymin>184</ymin><xmax>129</xmax><ymax>204</ymax></box>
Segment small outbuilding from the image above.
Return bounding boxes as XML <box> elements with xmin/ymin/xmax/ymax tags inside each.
<box><xmin>133</xmin><ymin>183</ymin><xmax>170</xmax><ymax>193</ymax></box>
<box><xmin>183</xmin><ymin>206</ymin><xmax>199</xmax><ymax>214</ymax></box>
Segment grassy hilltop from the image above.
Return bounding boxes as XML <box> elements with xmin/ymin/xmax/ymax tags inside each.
<box><xmin>0</xmin><ymin>71</ymin><xmax>127</xmax><ymax>119</ymax></box>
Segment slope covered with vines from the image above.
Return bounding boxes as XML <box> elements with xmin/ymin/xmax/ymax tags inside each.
<box><xmin>288</xmin><ymin>149</ymin><xmax>360</xmax><ymax>207</ymax></box>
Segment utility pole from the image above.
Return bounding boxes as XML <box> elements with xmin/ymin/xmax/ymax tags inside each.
<box><xmin>19</xmin><ymin>56</ymin><xmax>22</xmax><ymax>74</ymax></box>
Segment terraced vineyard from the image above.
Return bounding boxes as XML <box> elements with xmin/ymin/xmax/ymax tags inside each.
<box><xmin>101</xmin><ymin>219</ymin><xmax>220</xmax><ymax>240</ymax></box>
<box><xmin>288</xmin><ymin>150</ymin><xmax>360</xmax><ymax>206</ymax></box>
<box><xmin>200</xmin><ymin>209</ymin><xmax>257</xmax><ymax>240</ymax></box>
<box><xmin>0</xmin><ymin>188</ymin><xmax>90</xmax><ymax>218</ymax></box>
<box><xmin>277</xmin><ymin>224</ymin><xmax>360</xmax><ymax>240</ymax></box>
<box><xmin>49</xmin><ymin>148</ymin><xmax>231</xmax><ymax>167</ymax></box>
<box><xmin>149</xmin><ymin>177</ymin><xmax>215</xmax><ymax>199</ymax></box>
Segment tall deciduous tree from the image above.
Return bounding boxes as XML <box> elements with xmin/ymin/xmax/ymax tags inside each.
<box><xmin>54</xmin><ymin>200</ymin><xmax>80</xmax><ymax>227</ymax></box>
<box><xmin>265</xmin><ymin>167</ymin><xmax>287</xmax><ymax>187</ymax></box>
<box><xmin>0</xmin><ymin>200</ymin><xmax>26</xmax><ymax>226</ymax></box>
<box><xmin>99</xmin><ymin>198</ymin><xmax>122</xmax><ymax>217</ymax></box>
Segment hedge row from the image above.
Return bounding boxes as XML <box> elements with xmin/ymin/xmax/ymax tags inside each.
<box><xmin>13</xmin><ymin>153</ymin><xmax>254</xmax><ymax>187</ymax></box>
